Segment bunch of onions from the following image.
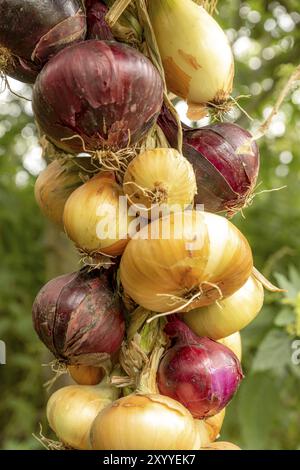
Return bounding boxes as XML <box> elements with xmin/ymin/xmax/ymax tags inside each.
<box><xmin>32</xmin><ymin>40</ymin><xmax>164</xmax><ymax>153</ymax></box>
<box><xmin>159</xmin><ymin>107</ymin><xmax>260</xmax><ymax>215</ymax></box>
<box><xmin>123</xmin><ymin>148</ymin><xmax>197</xmax><ymax>216</ymax></box>
<box><xmin>85</xmin><ymin>0</ymin><xmax>114</xmax><ymax>40</ymax></box>
<box><xmin>34</xmin><ymin>157</ymin><xmax>93</xmax><ymax>228</ymax></box>
<box><xmin>203</xmin><ymin>441</ymin><xmax>241</xmax><ymax>451</ymax></box>
<box><xmin>90</xmin><ymin>393</ymin><xmax>200</xmax><ymax>450</ymax></box>
<box><xmin>47</xmin><ymin>379</ymin><xmax>119</xmax><ymax>450</ymax></box>
<box><xmin>120</xmin><ymin>210</ymin><xmax>253</xmax><ymax>313</ymax></box>
<box><xmin>63</xmin><ymin>172</ymin><xmax>132</xmax><ymax>256</ymax></box>
<box><xmin>196</xmin><ymin>409</ymin><xmax>226</xmax><ymax>447</ymax></box>
<box><xmin>148</xmin><ymin>0</ymin><xmax>234</xmax><ymax>118</ymax></box>
<box><xmin>183</xmin><ymin>275</ymin><xmax>264</xmax><ymax>340</ymax></box>
<box><xmin>32</xmin><ymin>268</ymin><xmax>125</xmax><ymax>366</ymax></box>
<box><xmin>157</xmin><ymin>319</ymin><xmax>243</xmax><ymax>419</ymax></box>
<box><xmin>0</xmin><ymin>0</ymin><xmax>86</xmax><ymax>83</ymax></box>
<box><xmin>218</xmin><ymin>332</ymin><xmax>242</xmax><ymax>362</ymax></box>
<box><xmin>68</xmin><ymin>364</ymin><xmax>104</xmax><ymax>386</ymax></box>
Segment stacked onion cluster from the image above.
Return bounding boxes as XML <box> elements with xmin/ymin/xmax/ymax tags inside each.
<box><xmin>1</xmin><ymin>0</ymin><xmax>273</xmax><ymax>451</ymax></box>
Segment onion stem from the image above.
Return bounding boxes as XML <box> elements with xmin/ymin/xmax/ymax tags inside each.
<box><xmin>105</xmin><ymin>0</ymin><xmax>133</xmax><ymax>27</ymax></box>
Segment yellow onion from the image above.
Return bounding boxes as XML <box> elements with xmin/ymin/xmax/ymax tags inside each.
<box><xmin>120</xmin><ymin>210</ymin><xmax>253</xmax><ymax>313</ymax></box>
<box><xmin>63</xmin><ymin>172</ymin><xmax>132</xmax><ymax>256</ymax></box>
<box><xmin>90</xmin><ymin>393</ymin><xmax>200</xmax><ymax>450</ymax></box>
<box><xmin>148</xmin><ymin>0</ymin><xmax>234</xmax><ymax>118</ymax></box>
<box><xmin>68</xmin><ymin>365</ymin><xmax>105</xmax><ymax>386</ymax></box>
<box><xmin>34</xmin><ymin>158</ymin><xmax>88</xmax><ymax>227</ymax></box>
<box><xmin>184</xmin><ymin>275</ymin><xmax>264</xmax><ymax>339</ymax></box>
<box><xmin>218</xmin><ymin>332</ymin><xmax>242</xmax><ymax>362</ymax></box>
<box><xmin>46</xmin><ymin>380</ymin><xmax>119</xmax><ymax>450</ymax></box>
<box><xmin>202</xmin><ymin>441</ymin><xmax>241</xmax><ymax>450</ymax></box>
<box><xmin>196</xmin><ymin>409</ymin><xmax>226</xmax><ymax>447</ymax></box>
<box><xmin>123</xmin><ymin>148</ymin><xmax>197</xmax><ymax>216</ymax></box>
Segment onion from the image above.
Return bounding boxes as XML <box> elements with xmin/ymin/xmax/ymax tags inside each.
<box><xmin>85</xmin><ymin>1</ymin><xmax>114</xmax><ymax>40</ymax></box>
<box><xmin>157</xmin><ymin>319</ymin><xmax>243</xmax><ymax>419</ymax></box>
<box><xmin>218</xmin><ymin>332</ymin><xmax>242</xmax><ymax>362</ymax></box>
<box><xmin>90</xmin><ymin>393</ymin><xmax>200</xmax><ymax>450</ymax></box>
<box><xmin>68</xmin><ymin>365</ymin><xmax>104</xmax><ymax>385</ymax></box>
<box><xmin>159</xmin><ymin>107</ymin><xmax>260</xmax><ymax>215</ymax></box>
<box><xmin>183</xmin><ymin>275</ymin><xmax>264</xmax><ymax>340</ymax></box>
<box><xmin>120</xmin><ymin>210</ymin><xmax>253</xmax><ymax>313</ymax></box>
<box><xmin>63</xmin><ymin>172</ymin><xmax>132</xmax><ymax>256</ymax></box>
<box><xmin>47</xmin><ymin>379</ymin><xmax>119</xmax><ymax>450</ymax></box>
<box><xmin>202</xmin><ymin>441</ymin><xmax>241</xmax><ymax>450</ymax></box>
<box><xmin>195</xmin><ymin>409</ymin><xmax>226</xmax><ymax>447</ymax></box>
<box><xmin>34</xmin><ymin>158</ymin><xmax>93</xmax><ymax>228</ymax></box>
<box><xmin>32</xmin><ymin>40</ymin><xmax>164</xmax><ymax>153</ymax></box>
<box><xmin>123</xmin><ymin>148</ymin><xmax>197</xmax><ymax>216</ymax></box>
<box><xmin>148</xmin><ymin>0</ymin><xmax>234</xmax><ymax>118</ymax></box>
<box><xmin>0</xmin><ymin>0</ymin><xmax>86</xmax><ymax>83</ymax></box>
<box><xmin>32</xmin><ymin>268</ymin><xmax>125</xmax><ymax>366</ymax></box>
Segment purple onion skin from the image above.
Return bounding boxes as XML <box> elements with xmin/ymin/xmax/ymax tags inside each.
<box><xmin>86</xmin><ymin>0</ymin><xmax>114</xmax><ymax>40</ymax></box>
<box><xmin>0</xmin><ymin>0</ymin><xmax>86</xmax><ymax>83</ymax></box>
<box><xmin>32</xmin><ymin>268</ymin><xmax>125</xmax><ymax>364</ymax></box>
<box><xmin>157</xmin><ymin>319</ymin><xmax>243</xmax><ymax>419</ymax></box>
<box><xmin>32</xmin><ymin>40</ymin><xmax>164</xmax><ymax>152</ymax></box>
<box><xmin>158</xmin><ymin>107</ymin><xmax>260</xmax><ymax>214</ymax></box>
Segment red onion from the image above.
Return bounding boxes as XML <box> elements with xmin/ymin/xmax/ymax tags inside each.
<box><xmin>32</xmin><ymin>40</ymin><xmax>164</xmax><ymax>153</ymax></box>
<box><xmin>158</xmin><ymin>106</ymin><xmax>260</xmax><ymax>214</ymax></box>
<box><xmin>85</xmin><ymin>1</ymin><xmax>114</xmax><ymax>40</ymax></box>
<box><xmin>32</xmin><ymin>268</ymin><xmax>125</xmax><ymax>366</ymax></box>
<box><xmin>0</xmin><ymin>0</ymin><xmax>86</xmax><ymax>83</ymax></box>
<box><xmin>157</xmin><ymin>318</ymin><xmax>243</xmax><ymax>419</ymax></box>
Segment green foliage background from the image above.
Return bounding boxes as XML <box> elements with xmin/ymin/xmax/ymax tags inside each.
<box><xmin>0</xmin><ymin>0</ymin><xmax>300</xmax><ymax>450</ymax></box>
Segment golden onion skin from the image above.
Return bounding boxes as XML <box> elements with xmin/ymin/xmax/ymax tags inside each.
<box><xmin>184</xmin><ymin>275</ymin><xmax>264</xmax><ymax>339</ymax></box>
<box><xmin>46</xmin><ymin>383</ymin><xmax>119</xmax><ymax>450</ymax></box>
<box><xmin>68</xmin><ymin>365</ymin><xmax>104</xmax><ymax>386</ymax></box>
<box><xmin>218</xmin><ymin>332</ymin><xmax>242</xmax><ymax>362</ymax></box>
<box><xmin>123</xmin><ymin>148</ymin><xmax>197</xmax><ymax>214</ymax></box>
<box><xmin>90</xmin><ymin>394</ymin><xmax>200</xmax><ymax>450</ymax></box>
<box><xmin>202</xmin><ymin>441</ymin><xmax>241</xmax><ymax>450</ymax></box>
<box><xmin>63</xmin><ymin>172</ymin><xmax>131</xmax><ymax>256</ymax></box>
<box><xmin>120</xmin><ymin>211</ymin><xmax>253</xmax><ymax>313</ymax></box>
<box><xmin>195</xmin><ymin>408</ymin><xmax>226</xmax><ymax>447</ymax></box>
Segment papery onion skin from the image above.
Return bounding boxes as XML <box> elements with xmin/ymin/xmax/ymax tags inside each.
<box><xmin>195</xmin><ymin>408</ymin><xmax>226</xmax><ymax>447</ymax></box>
<box><xmin>68</xmin><ymin>364</ymin><xmax>104</xmax><ymax>385</ymax></box>
<box><xmin>0</xmin><ymin>0</ymin><xmax>86</xmax><ymax>83</ymax></box>
<box><xmin>123</xmin><ymin>148</ymin><xmax>197</xmax><ymax>214</ymax></box>
<box><xmin>90</xmin><ymin>393</ymin><xmax>200</xmax><ymax>450</ymax></box>
<box><xmin>47</xmin><ymin>381</ymin><xmax>119</xmax><ymax>450</ymax></box>
<box><xmin>120</xmin><ymin>210</ymin><xmax>253</xmax><ymax>313</ymax></box>
<box><xmin>202</xmin><ymin>441</ymin><xmax>241</xmax><ymax>450</ymax></box>
<box><xmin>184</xmin><ymin>275</ymin><xmax>264</xmax><ymax>340</ymax></box>
<box><xmin>158</xmin><ymin>107</ymin><xmax>260</xmax><ymax>214</ymax></box>
<box><xmin>32</xmin><ymin>40</ymin><xmax>164</xmax><ymax>153</ymax></box>
<box><xmin>34</xmin><ymin>158</ymin><xmax>93</xmax><ymax>228</ymax></box>
<box><xmin>149</xmin><ymin>0</ymin><xmax>234</xmax><ymax>114</ymax></box>
<box><xmin>218</xmin><ymin>332</ymin><xmax>242</xmax><ymax>362</ymax></box>
<box><xmin>157</xmin><ymin>319</ymin><xmax>243</xmax><ymax>419</ymax></box>
<box><xmin>32</xmin><ymin>268</ymin><xmax>125</xmax><ymax>365</ymax></box>
<box><xmin>86</xmin><ymin>0</ymin><xmax>114</xmax><ymax>40</ymax></box>
<box><xmin>63</xmin><ymin>172</ymin><xmax>131</xmax><ymax>256</ymax></box>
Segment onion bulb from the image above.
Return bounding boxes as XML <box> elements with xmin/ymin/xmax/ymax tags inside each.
<box><xmin>47</xmin><ymin>380</ymin><xmax>119</xmax><ymax>450</ymax></box>
<box><xmin>123</xmin><ymin>148</ymin><xmax>197</xmax><ymax>216</ymax></box>
<box><xmin>148</xmin><ymin>0</ymin><xmax>234</xmax><ymax>117</ymax></box>
<box><xmin>64</xmin><ymin>172</ymin><xmax>132</xmax><ymax>256</ymax></box>
<box><xmin>196</xmin><ymin>409</ymin><xmax>226</xmax><ymax>447</ymax></box>
<box><xmin>157</xmin><ymin>319</ymin><xmax>243</xmax><ymax>419</ymax></box>
<box><xmin>120</xmin><ymin>210</ymin><xmax>253</xmax><ymax>313</ymax></box>
<box><xmin>183</xmin><ymin>275</ymin><xmax>264</xmax><ymax>339</ymax></box>
<box><xmin>34</xmin><ymin>158</ymin><xmax>92</xmax><ymax>228</ymax></box>
<box><xmin>32</xmin><ymin>268</ymin><xmax>125</xmax><ymax>366</ymax></box>
<box><xmin>202</xmin><ymin>441</ymin><xmax>241</xmax><ymax>450</ymax></box>
<box><xmin>0</xmin><ymin>0</ymin><xmax>86</xmax><ymax>83</ymax></box>
<box><xmin>218</xmin><ymin>332</ymin><xmax>242</xmax><ymax>362</ymax></box>
<box><xmin>32</xmin><ymin>40</ymin><xmax>163</xmax><ymax>153</ymax></box>
<box><xmin>90</xmin><ymin>393</ymin><xmax>200</xmax><ymax>450</ymax></box>
<box><xmin>68</xmin><ymin>365</ymin><xmax>104</xmax><ymax>385</ymax></box>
